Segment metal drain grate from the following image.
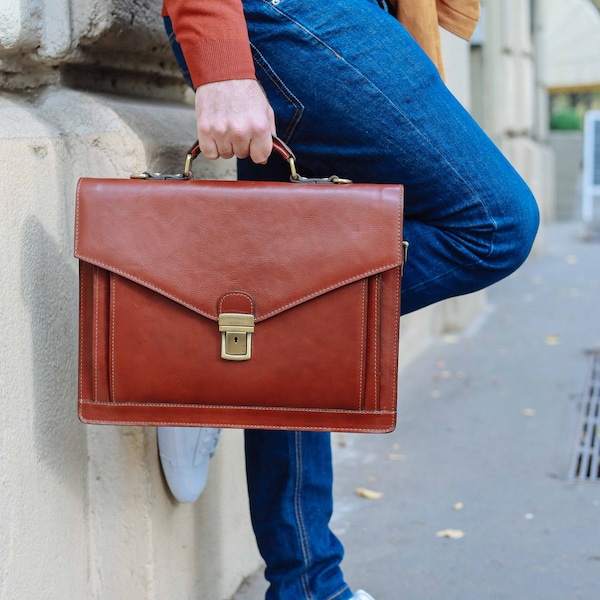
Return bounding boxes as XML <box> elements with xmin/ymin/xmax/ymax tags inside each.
<box><xmin>568</xmin><ymin>351</ymin><xmax>600</xmax><ymax>480</ymax></box>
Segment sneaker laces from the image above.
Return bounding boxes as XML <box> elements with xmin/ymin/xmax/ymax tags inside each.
<box><xmin>193</xmin><ymin>428</ymin><xmax>221</xmax><ymax>466</ymax></box>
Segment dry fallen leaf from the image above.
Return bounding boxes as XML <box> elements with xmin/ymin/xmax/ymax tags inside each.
<box><xmin>436</xmin><ymin>529</ymin><xmax>465</xmax><ymax>539</ymax></box>
<box><xmin>387</xmin><ymin>453</ymin><xmax>407</xmax><ymax>461</ymax></box>
<box><xmin>355</xmin><ymin>487</ymin><xmax>383</xmax><ymax>500</ymax></box>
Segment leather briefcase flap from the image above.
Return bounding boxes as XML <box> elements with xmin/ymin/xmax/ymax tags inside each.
<box><xmin>75</xmin><ymin>179</ymin><xmax>403</xmax><ymax>322</ymax></box>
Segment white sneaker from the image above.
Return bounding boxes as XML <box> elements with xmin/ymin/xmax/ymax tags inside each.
<box><xmin>352</xmin><ymin>591</ymin><xmax>375</xmax><ymax>600</ymax></box>
<box><xmin>157</xmin><ymin>427</ymin><xmax>221</xmax><ymax>503</ymax></box>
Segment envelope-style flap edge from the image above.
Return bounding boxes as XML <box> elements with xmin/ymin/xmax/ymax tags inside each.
<box><xmin>75</xmin><ymin>178</ymin><xmax>404</xmax><ymax>322</ymax></box>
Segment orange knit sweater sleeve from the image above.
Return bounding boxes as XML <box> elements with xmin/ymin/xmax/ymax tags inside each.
<box><xmin>162</xmin><ymin>0</ymin><xmax>256</xmax><ymax>88</ymax></box>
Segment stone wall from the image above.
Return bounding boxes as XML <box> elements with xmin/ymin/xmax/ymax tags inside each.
<box><xmin>1</xmin><ymin>2</ymin><xmax>261</xmax><ymax>599</ymax></box>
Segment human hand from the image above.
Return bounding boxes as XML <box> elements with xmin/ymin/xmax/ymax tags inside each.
<box><xmin>194</xmin><ymin>79</ymin><xmax>276</xmax><ymax>164</ymax></box>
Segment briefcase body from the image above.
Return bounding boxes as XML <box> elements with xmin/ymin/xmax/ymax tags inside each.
<box><xmin>75</xmin><ymin>151</ymin><xmax>405</xmax><ymax>432</ymax></box>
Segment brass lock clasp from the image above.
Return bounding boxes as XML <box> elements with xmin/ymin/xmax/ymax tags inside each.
<box><xmin>218</xmin><ymin>313</ymin><xmax>255</xmax><ymax>361</ymax></box>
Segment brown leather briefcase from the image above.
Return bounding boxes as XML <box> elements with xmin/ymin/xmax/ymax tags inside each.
<box><xmin>75</xmin><ymin>140</ymin><xmax>406</xmax><ymax>432</ymax></box>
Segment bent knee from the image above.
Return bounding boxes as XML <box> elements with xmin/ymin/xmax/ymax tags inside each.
<box><xmin>489</xmin><ymin>186</ymin><xmax>540</xmax><ymax>278</ymax></box>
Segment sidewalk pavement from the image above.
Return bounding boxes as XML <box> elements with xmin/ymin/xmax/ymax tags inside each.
<box><xmin>233</xmin><ymin>222</ymin><xmax>600</xmax><ymax>600</ymax></box>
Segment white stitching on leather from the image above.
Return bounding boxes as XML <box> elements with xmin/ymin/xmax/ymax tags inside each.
<box><xmin>358</xmin><ymin>280</ymin><xmax>366</xmax><ymax>410</ymax></box>
<box><xmin>93</xmin><ymin>267</ymin><xmax>99</xmax><ymax>401</ymax></box>
<box><xmin>373</xmin><ymin>275</ymin><xmax>380</xmax><ymax>409</ymax></box>
<box><xmin>75</xmin><ymin>255</ymin><xmax>400</xmax><ymax>323</ymax></box>
<box><xmin>79</xmin><ymin>264</ymin><xmax>85</xmax><ymax>402</ymax></box>
<box><xmin>110</xmin><ymin>275</ymin><xmax>116</xmax><ymax>402</ymax></box>
<box><xmin>77</xmin><ymin>403</ymin><xmax>394</xmax><ymax>432</ymax></box>
<box><xmin>218</xmin><ymin>291</ymin><xmax>255</xmax><ymax>314</ymax></box>
<box><xmin>78</xmin><ymin>400</ymin><xmax>394</xmax><ymax>415</ymax></box>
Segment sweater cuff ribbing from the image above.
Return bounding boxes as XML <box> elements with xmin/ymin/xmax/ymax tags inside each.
<box><xmin>182</xmin><ymin>40</ymin><xmax>257</xmax><ymax>88</ymax></box>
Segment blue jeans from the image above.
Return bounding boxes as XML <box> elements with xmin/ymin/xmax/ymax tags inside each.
<box><xmin>166</xmin><ymin>0</ymin><xmax>539</xmax><ymax>598</ymax></box>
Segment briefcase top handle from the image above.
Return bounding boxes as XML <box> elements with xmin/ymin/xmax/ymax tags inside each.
<box><xmin>182</xmin><ymin>135</ymin><xmax>299</xmax><ymax>179</ymax></box>
<box><xmin>131</xmin><ymin>137</ymin><xmax>352</xmax><ymax>184</ymax></box>
<box><xmin>184</xmin><ymin>136</ymin><xmax>352</xmax><ymax>184</ymax></box>
<box><xmin>184</xmin><ymin>136</ymin><xmax>295</xmax><ymax>177</ymax></box>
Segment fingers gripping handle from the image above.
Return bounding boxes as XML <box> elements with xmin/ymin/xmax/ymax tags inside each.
<box><xmin>184</xmin><ymin>136</ymin><xmax>297</xmax><ymax>179</ymax></box>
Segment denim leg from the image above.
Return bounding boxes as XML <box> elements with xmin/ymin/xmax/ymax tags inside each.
<box><xmin>240</xmin><ymin>4</ymin><xmax>538</xmax><ymax>594</ymax></box>
<box><xmin>245</xmin><ymin>430</ymin><xmax>351</xmax><ymax>600</ymax></box>
<box><xmin>240</xmin><ymin>0</ymin><xmax>540</xmax><ymax>314</ymax></box>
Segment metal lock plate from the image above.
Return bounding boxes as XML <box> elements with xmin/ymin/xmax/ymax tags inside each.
<box><xmin>218</xmin><ymin>313</ymin><xmax>255</xmax><ymax>361</ymax></box>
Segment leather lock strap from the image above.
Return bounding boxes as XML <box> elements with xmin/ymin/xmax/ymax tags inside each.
<box><xmin>217</xmin><ymin>292</ymin><xmax>255</xmax><ymax>362</ymax></box>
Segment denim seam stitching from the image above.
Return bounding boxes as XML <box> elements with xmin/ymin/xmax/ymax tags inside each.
<box><xmin>294</xmin><ymin>432</ymin><xmax>314</xmax><ymax>599</ymax></box>
<box><xmin>250</xmin><ymin>42</ymin><xmax>304</xmax><ymax>142</ymax></box>
<box><xmin>325</xmin><ymin>585</ymin><xmax>352</xmax><ymax>600</ymax></box>
<box><xmin>166</xmin><ymin>26</ymin><xmax>191</xmax><ymax>83</ymax></box>
<box><xmin>400</xmin><ymin>247</ymin><xmax>494</xmax><ymax>296</ymax></box>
